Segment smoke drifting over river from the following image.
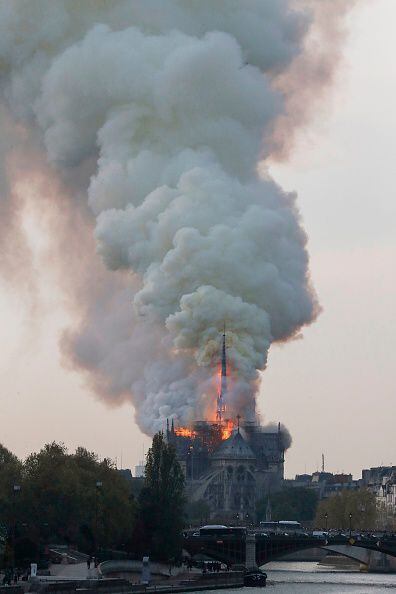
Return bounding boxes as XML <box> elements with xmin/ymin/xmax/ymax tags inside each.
<box><xmin>0</xmin><ymin>1</ymin><xmax>353</xmax><ymax>434</ymax></box>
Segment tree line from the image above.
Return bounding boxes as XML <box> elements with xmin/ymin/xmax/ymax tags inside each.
<box><xmin>256</xmin><ymin>486</ymin><xmax>380</xmax><ymax>530</ymax></box>
<box><xmin>0</xmin><ymin>433</ymin><xmax>185</xmax><ymax>569</ymax></box>
<box><xmin>2</xmin><ymin>433</ymin><xmax>385</xmax><ymax>571</ymax></box>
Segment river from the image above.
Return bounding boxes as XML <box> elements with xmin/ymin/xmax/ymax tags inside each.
<box><xmin>263</xmin><ymin>560</ymin><xmax>396</xmax><ymax>591</ymax></box>
<box><xmin>203</xmin><ymin>560</ymin><xmax>396</xmax><ymax>592</ymax></box>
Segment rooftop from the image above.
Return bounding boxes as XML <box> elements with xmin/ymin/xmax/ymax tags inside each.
<box><xmin>213</xmin><ymin>431</ymin><xmax>256</xmax><ymax>461</ymax></box>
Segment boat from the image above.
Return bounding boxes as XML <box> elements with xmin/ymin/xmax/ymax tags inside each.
<box><xmin>243</xmin><ymin>568</ymin><xmax>267</xmax><ymax>587</ymax></box>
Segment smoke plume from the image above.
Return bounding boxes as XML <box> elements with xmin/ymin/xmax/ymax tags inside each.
<box><xmin>0</xmin><ymin>1</ymin><xmax>354</xmax><ymax>434</ymax></box>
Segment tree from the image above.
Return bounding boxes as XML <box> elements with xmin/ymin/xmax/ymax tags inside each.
<box><xmin>257</xmin><ymin>488</ymin><xmax>318</xmax><ymax>524</ymax></box>
<box><xmin>185</xmin><ymin>499</ymin><xmax>211</xmax><ymax>526</ymax></box>
<box><xmin>0</xmin><ymin>441</ymin><xmax>137</xmax><ymax>564</ymax></box>
<box><xmin>0</xmin><ymin>444</ymin><xmax>22</xmax><ymax>569</ymax></box>
<box><xmin>20</xmin><ymin>442</ymin><xmax>135</xmax><ymax>554</ymax></box>
<box><xmin>315</xmin><ymin>489</ymin><xmax>377</xmax><ymax>530</ymax></box>
<box><xmin>137</xmin><ymin>432</ymin><xmax>185</xmax><ymax>562</ymax></box>
<box><xmin>0</xmin><ymin>444</ymin><xmax>22</xmax><ymax>522</ymax></box>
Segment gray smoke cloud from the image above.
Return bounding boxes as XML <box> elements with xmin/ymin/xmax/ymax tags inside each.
<box><xmin>0</xmin><ymin>1</ymin><xmax>354</xmax><ymax>434</ymax></box>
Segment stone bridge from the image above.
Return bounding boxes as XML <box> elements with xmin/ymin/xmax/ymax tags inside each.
<box><xmin>183</xmin><ymin>532</ymin><xmax>396</xmax><ymax>572</ymax></box>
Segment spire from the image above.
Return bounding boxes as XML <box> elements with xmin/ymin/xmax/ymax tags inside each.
<box><xmin>221</xmin><ymin>326</ymin><xmax>227</xmax><ymax>390</ymax></box>
<box><xmin>166</xmin><ymin>418</ymin><xmax>169</xmax><ymax>438</ymax></box>
<box><xmin>216</xmin><ymin>326</ymin><xmax>227</xmax><ymax>422</ymax></box>
<box><xmin>171</xmin><ymin>418</ymin><xmax>175</xmax><ymax>435</ymax></box>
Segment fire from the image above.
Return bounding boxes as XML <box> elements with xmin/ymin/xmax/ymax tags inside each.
<box><xmin>221</xmin><ymin>419</ymin><xmax>235</xmax><ymax>440</ymax></box>
<box><xmin>175</xmin><ymin>427</ymin><xmax>197</xmax><ymax>438</ymax></box>
<box><xmin>217</xmin><ymin>363</ymin><xmax>222</xmax><ymax>388</ymax></box>
<box><xmin>174</xmin><ymin>419</ymin><xmax>235</xmax><ymax>441</ymax></box>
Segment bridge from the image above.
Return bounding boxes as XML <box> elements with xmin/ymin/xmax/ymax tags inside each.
<box><xmin>183</xmin><ymin>531</ymin><xmax>396</xmax><ymax>571</ymax></box>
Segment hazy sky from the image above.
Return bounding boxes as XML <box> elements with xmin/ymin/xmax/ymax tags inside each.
<box><xmin>1</xmin><ymin>0</ymin><xmax>395</xmax><ymax>478</ymax></box>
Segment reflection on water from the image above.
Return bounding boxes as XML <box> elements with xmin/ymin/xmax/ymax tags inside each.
<box><xmin>264</xmin><ymin>560</ymin><xmax>396</xmax><ymax>592</ymax></box>
<box><xmin>201</xmin><ymin>561</ymin><xmax>396</xmax><ymax>593</ymax></box>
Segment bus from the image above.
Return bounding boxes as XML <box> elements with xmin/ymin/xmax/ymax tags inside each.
<box><xmin>193</xmin><ymin>525</ymin><xmax>247</xmax><ymax>537</ymax></box>
<box><xmin>259</xmin><ymin>521</ymin><xmax>304</xmax><ymax>534</ymax></box>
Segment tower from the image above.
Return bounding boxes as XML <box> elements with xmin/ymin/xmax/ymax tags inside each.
<box><xmin>216</xmin><ymin>328</ymin><xmax>227</xmax><ymax>422</ymax></box>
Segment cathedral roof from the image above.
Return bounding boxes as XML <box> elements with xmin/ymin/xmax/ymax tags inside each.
<box><xmin>213</xmin><ymin>431</ymin><xmax>256</xmax><ymax>461</ymax></box>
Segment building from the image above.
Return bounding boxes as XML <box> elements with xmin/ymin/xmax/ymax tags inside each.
<box><xmin>166</xmin><ymin>331</ymin><xmax>285</xmax><ymax>522</ymax></box>
<box><xmin>118</xmin><ymin>468</ymin><xmax>133</xmax><ymax>482</ymax></box>
<box><xmin>285</xmin><ymin>471</ymin><xmax>359</xmax><ymax>499</ymax></box>
<box><xmin>362</xmin><ymin>466</ymin><xmax>396</xmax><ymax>528</ymax></box>
<box><xmin>134</xmin><ymin>460</ymin><xmax>146</xmax><ymax>478</ymax></box>
<box><xmin>167</xmin><ymin>419</ymin><xmax>285</xmax><ymax>522</ymax></box>
<box><xmin>361</xmin><ymin>466</ymin><xmax>396</xmax><ymax>489</ymax></box>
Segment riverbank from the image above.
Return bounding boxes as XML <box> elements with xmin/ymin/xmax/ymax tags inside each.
<box><xmin>0</xmin><ymin>584</ymin><xmax>243</xmax><ymax>594</ymax></box>
<box><xmin>0</xmin><ymin>578</ymin><xmax>244</xmax><ymax>594</ymax></box>
<box><xmin>0</xmin><ymin>564</ymin><xmax>245</xmax><ymax>594</ymax></box>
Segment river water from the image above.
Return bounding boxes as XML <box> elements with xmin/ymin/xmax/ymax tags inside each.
<box><xmin>263</xmin><ymin>560</ymin><xmax>396</xmax><ymax>591</ymax></box>
<box><xmin>202</xmin><ymin>561</ymin><xmax>396</xmax><ymax>592</ymax></box>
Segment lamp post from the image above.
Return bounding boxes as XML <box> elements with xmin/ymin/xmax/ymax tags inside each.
<box><xmin>95</xmin><ymin>481</ymin><xmax>102</xmax><ymax>556</ymax></box>
<box><xmin>324</xmin><ymin>512</ymin><xmax>328</xmax><ymax>532</ymax></box>
<box><xmin>349</xmin><ymin>512</ymin><xmax>353</xmax><ymax>538</ymax></box>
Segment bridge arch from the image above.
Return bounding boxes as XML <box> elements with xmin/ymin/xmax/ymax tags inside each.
<box><xmin>320</xmin><ymin>544</ymin><xmax>396</xmax><ymax>572</ymax></box>
<box><xmin>184</xmin><ymin>533</ymin><xmax>396</xmax><ymax>571</ymax></box>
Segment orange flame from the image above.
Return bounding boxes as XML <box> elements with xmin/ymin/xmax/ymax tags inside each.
<box><xmin>217</xmin><ymin>364</ymin><xmax>222</xmax><ymax>395</ymax></box>
<box><xmin>174</xmin><ymin>420</ymin><xmax>235</xmax><ymax>441</ymax></box>
<box><xmin>175</xmin><ymin>427</ymin><xmax>197</xmax><ymax>438</ymax></box>
<box><xmin>221</xmin><ymin>419</ymin><xmax>234</xmax><ymax>440</ymax></box>
<box><xmin>174</xmin><ymin>364</ymin><xmax>236</xmax><ymax>442</ymax></box>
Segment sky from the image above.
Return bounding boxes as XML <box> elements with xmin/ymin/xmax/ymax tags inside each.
<box><xmin>0</xmin><ymin>0</ymin><xmax>395</xmax><ymax>479</ymax></box>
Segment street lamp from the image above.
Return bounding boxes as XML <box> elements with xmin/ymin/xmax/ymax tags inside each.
<box><xmin>324</xmin><ymin>512</ymin><xmax>328</xmax><ymax>532</ymax></box>
<box><xmin>349</xmin><ymin>513</ymin><xmax>353</xmax><ymax>538</ymax></box>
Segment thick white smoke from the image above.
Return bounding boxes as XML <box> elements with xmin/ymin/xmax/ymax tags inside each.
<box><xmin>0</xmin><ymin>1</ymin><xmax>353</xmax><ymax>434</ymax></box>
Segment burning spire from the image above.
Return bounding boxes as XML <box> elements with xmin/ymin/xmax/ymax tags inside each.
<box><xmin>216</xmin><ymin>327</ymin><xmax>227</xmax><ymax>422</ymax></box>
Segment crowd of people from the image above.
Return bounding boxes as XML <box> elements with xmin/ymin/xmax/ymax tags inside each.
<box><xmin>202</xmin><ymin>560</ymin><xmax>223</xmax><ymax>573</ymax></box>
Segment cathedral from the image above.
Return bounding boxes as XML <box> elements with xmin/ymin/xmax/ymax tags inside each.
<box><xmin>167</xmin><ymin>418</ymin><xmax>285</xmax><ymax>522</ymax></box>
<box><xmin>166</xmin><ymin>332</ymin><xmax>286</xmax><ymax>522</ymax></box>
